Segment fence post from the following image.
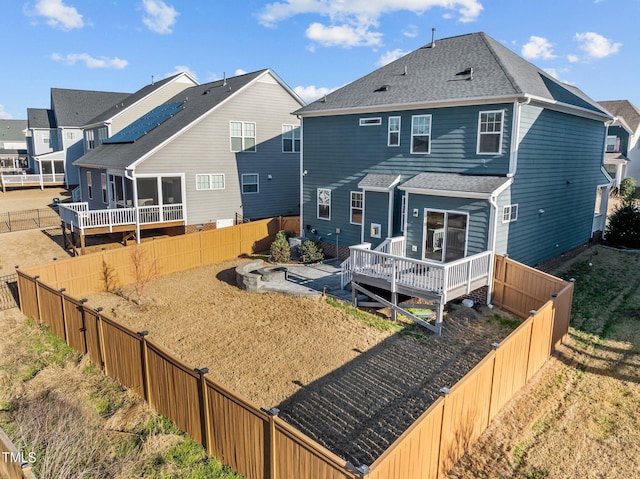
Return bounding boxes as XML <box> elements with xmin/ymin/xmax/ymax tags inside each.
<box><xmin>96</xmin><ymin>307</ymin><xmax>108</xmax><ymax>374</ymax></box>
<box><xmin>34</xmin><ymin>276</ymin><xmax>41</xmax><ymax>322</ymax></box>
<box><xmin>138</xmin><ymin>331</ymin><xmax>150</xmax><ymax>403</ymax></box>
<box><xmin>195</xmin><ymin>368</ymin><xmax>211</xmax><ymax>453</ymax></box>
<box><xmin>264</xmin><ymin>407</ymin><xmax>280</xmax><ymax>479</ymax></box>
<box><xmin>78</xmin><ymin>298</ymin><xmax>89</xmax><ymax>354</ymax></box>
<box><xmin>7</xmin><ymin>211</ymin><xmax>11</xmax><ymax>233</ymax></box>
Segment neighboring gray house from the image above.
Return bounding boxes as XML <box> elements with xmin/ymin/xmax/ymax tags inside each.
<box><xmin>61</xmin><ymin>69</ymin><xmax>303</xmax><ymax>251</ymax></box>
<box><xmin>598</xmin><ymin>100</ymin><xmax>640</xmax><ymax>185</ymax></box>
<box><xmin>295</xmin><ymin>32</ymin><xmax>612</xmax><ymax>333</ymax></box>
<box><xmin>26</xmin><ymin>88</ymin><xmax>130</xmax><ymax>186</ymax></box>
<box><xmin>0</xmin><ymin>119</ymin><xmax>28</xmax><ymax>171</ymax></box>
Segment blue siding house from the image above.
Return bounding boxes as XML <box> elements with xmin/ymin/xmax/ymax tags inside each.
<box><xmin>295</xmin><ymin>32</ymin><xmax>612</xmax><ymax>333</ymax></box>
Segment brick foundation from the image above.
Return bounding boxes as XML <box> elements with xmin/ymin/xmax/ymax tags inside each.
<box><xmin>317</xmin><ymin>241</ymin><xmax>351</xmax><ymax>261</ymax></box>
<box><xmin>462</xmin><ymin>286</ymin><xmax>489</xmax><ymax>306</ymax></box>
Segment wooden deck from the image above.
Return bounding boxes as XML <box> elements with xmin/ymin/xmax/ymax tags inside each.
<box><xmin>343</xmin><ymin>242</ymin><xmax>493</xmax><ymax>335</ymax></box>
<box><xmin>1</xmin><ymin>173</ymin><xmax>65</xmax><ymax>192</ymax></box>
<box><xmin>58</xmin><ymin>202</ymin><xmax>185</xmax><ymax>255</ymax></box>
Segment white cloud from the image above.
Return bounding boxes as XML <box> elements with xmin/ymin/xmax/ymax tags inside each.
<box><xmin>521</xmin><ymin>36</ymin><xmax>556</xmax><ymax>60</ymax></box>
<box><xmin>258</xmin><ymin>0</ymin><xmax>483</xmax><ymax>48</ymax></box>
<box><xmin>51</xmin><ymin>53</ymin><xmax>128</xmax><ymax>69</ymax></box>
<box><xmin>543</xmin><ymin>68</ymin><xmax>559</xmax><ymax>79</ymax></box>
<box><xmin>567</xmin><ymin>54</ymin><xmax>579</xmax><ymax>63</ymax></box>
<box><xmin>142</xmin><ymin>0</ymin><xmax>178</xmax><ymax>34</ymax></box>
<box><xmin>306</xmin><ymin>22</ymin><xmax>382</xmax><ymax>47</ymax></box>
<box><xmin>294</xmin><ymin>85</ymin><xmax>336</xmax><ymax>104</ymax></box>
<box><xmin>403</xmin><ymin>24</ymin><xmax>418</xmax><ymax>38</ymax></box>
<box><xmin>0</xmin><ymin>105</ymin><xmax>12</xmax><ymax>120</ymax></box>
<box><xmin>575</xmin><ymin>32</ymin><xmax>621</xmax><ymax>58</ymax></box>
<box><xmin>377</xmin><ymin>48</ymin><xmax>409</xmax><ymax>67</ymax></box>
<box><xmin>164</xmin><ymin>65</ymin><xmax>198</xmax><ymax>80</ymax></box>
<box><xmin>235</xmin><ymin>69</ymin><xmax>248</xmax><ymax>76</ymax></box>
<box><xmin>27</xmin><ymin>0</ymin><xmax>84</xmax><ymax>30</ymax></box>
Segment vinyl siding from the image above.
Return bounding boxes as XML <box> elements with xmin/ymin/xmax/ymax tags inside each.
<box><xmin>607</xmin><ymin>125</ymin><xmax>629</xmax><ymax>156</ymax></box>
<box><xmin>403</xmin><ymin>194</ymin><xmax>490</xmax><ymax>260</ymax></box>
<box><xmin>302</xmin><ymin>103</ymin><xmax>512</xmax><ymax>246</ymax></box>
<box><xmin>363</xmin><ymin>191</ymin><xmax>390</xmax><ymax>246</ymax></box>
<box><xmin>79</xmin><ymin>167</ymin><xmax>109</xmax><ymax>209</ymax></box>
<box><xmin>504</xmin><ymin>104</ymin><xmax>606</xmax><ymax>265</ymax></box>
<box><xmin>136</xmin><ymin>75</ymin><xmax>301</xmax><ymax>226</ymax></box>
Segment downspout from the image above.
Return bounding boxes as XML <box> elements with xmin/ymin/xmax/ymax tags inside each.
<box><xmin>387</xmin><ymin>189</ymin><xmax>394</xmax><ymax>241</ymax></box>
<box><xmin>486</xmin><ymin>194</ymin><xmax>499</xmax><ymax>306</ymax></box>
<box><xmin>125</xmin><ymin>168</ymin><xmax>141</xmax><ymax>244</ymax></box>
<box><xmin>299</xmin><ymin>116</ymin><xmax>304</xmax><ymax>238</ymax></box>
<box><xmin>507</xmin><ymin>97</ymin><xmax>531</xmax><ymax>177</ymax></box>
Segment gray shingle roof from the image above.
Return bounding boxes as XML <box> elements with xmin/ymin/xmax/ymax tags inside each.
<box><xmin>0</xmin><ymin>120</ymin><xmax>27</xmax><ymax>142</ymax></box>
<box><xmin>84</xmin><ymin>73</ymin><xmax>192</xmax><ymax>126</ymax></box>
<box><xmin>296</xmin><ymin>32</ymin><xmax>607</xmax><ymax>117</ymax></box>
<box><xmin>51</xmin><ymin>88</ymin><xmax>130</xmax><ymax>127</ymax></box>
<box><xmin>27</xmin><ymin>108</ymin><xmax>56</xmax><ymax>129</ymax></box>
<box><xmin>74</xmin><ymin>70</ymin><xmax>273</xmax><ymax>170</ymax></box>
<box><xmin>358</xmin><ymin>173</ymin><xmax>400</xmax><ymax>190</ymax></box>
<box><xmin>399</xmin><ymin>172</ymin><xmax>511</xmax><ymax>197</ymax></box>
<box><xmin>598</xmin><ymin>100</ymin><xmax>640</xmax><ymax>132</ymax></box>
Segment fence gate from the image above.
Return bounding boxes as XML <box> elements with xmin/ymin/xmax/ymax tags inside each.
<box><xmin>0</xmin><ymin>274</ymin><xmax>18</xmax><ymax>311</ymax></box>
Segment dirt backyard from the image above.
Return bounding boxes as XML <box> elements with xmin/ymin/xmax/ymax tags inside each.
<box><xmin>86</xmin><ymin>259</ymin><xmax>518</xmax><ymax>465</ymax></box>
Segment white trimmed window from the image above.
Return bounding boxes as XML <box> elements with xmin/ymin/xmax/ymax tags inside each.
<box><xmin>97</xmin><ymin>127</ymin><xmax>108</xmax><ymax>146</ymax></box>
<box><xmin>350</xmin><ymin>191</ymin><xmax>363</xmax><ymax>225</ymax></box>
<box><xmin>477</xmin><ymin>111</ymin><xmax>504</xmax><ymax>154</ymax></box>
<box><xmin>43</xmin><ymin>131</ymin><xmax>50</xmax><ymax>145</ymax></box>
<box><xmin>317</xmin><ymin>188</ymin><xmax>331</xmax><ymax>220</ymax></box>
<box><xmin>282</xmin><ymin>124</ymin><xmax>300</xmax><ymax>152</ymax></box>
<box><xmin>388</xmin><ymin>116</ymin><xmax>401</xmax><ymax>147</ymax></box>
<box><xmin>87</xmin><ymin>171</ymin><xmax>93</xmax><ymax>200</ymax></box>
<box><xmin>196</xmin><ymin>174</ymin><xmax>225</xmax><ymax>190</ymax></box>
<box><xmin>85</xmin><ymin>130</ymin><xmax>95</xmax><ymax>150</ymax></box>
<box><xmin>66</xmin><ymin>132</ymin><xmax>74</xmax><ymax>140</ymax></box>
<box><xmin>411</xmin><ymin>114</ymin><xmax>431</xmax><ymax>153</ymax></box>
<box><xmin>241</xmin><ymin>174</ymin><xmax>259</xmax><ymax>194</ymax></box>
<box><xmin>606</xmin><ymin>135</ymin><xmax>620</xmax><ymax>153</ymax></box>
<box><xmin>230</xmin><ymin>121</ymin><xmax>256</xmax><ymax>152</ymax></box>
<box><xmin>502</xmin><ymin>204</ymin><xmax>518</xmax><ymax>223</ymax></box>
<box><xmin>359</xmin><ymin>117</ymin><xmax>382</xmax><ymax>126</ymax></box>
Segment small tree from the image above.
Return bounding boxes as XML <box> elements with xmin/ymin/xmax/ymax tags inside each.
<box><xmin>605</xmin><ymin>196</ymin><xmax>640</xmax><ymax>249</ymax></box>
<box><xmin>129</xmin><ymin>244</ymin><xmax>158</xmax><ymax>305</ymax></box>
<box><xmin>270</xmin><ymin>230</ymin><xmax>291</xmax><ymax>263</ymax></box>
<box><xmin>620</xmin><ymin>177</ymin><xmax>637</xmax><ymax>200</ymax></box>
<box><xmin>301</xmin><ymin>240</ymin><xmax>324</xmax><ymax>263</ymax></box>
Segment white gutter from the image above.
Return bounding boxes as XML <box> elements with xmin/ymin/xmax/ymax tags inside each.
<box><xmin>299</xmin><ymin>117</ymin><xmax>305</xmax><ymax>238</ymax></box>
<box><xmin>508</xmin><ymin>97</ymin><xmax>530</xmax><ymax>177</ymax></box>
<box><xmin>486</xmin><ymin>193</ymin><xmax>499</xmax><ymax>305</ymax></box>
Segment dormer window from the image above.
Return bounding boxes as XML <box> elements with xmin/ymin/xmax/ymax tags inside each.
<box><xmin>606</xmin><ymin>135</ymin><xmax>620</xmax><ymax>153</ymax></box>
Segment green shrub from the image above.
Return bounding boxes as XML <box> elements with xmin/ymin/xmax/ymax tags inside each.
<box><xmin>620</xmin><ymin>177</ymin><xmax>637</xmax><ymax>199</ymax></box>
<box><xmin>605</xmin><ymin>197</ymin><xmax>640</xmax><ymax>248</ymax></box>
<box><xmin>270</xmin><ymin>230</ymin><xmax>291</xmax><ymax>263</ymax></box>
<box><xmin>301</xmin><ymin>240</ymin><xmax>324</xmax><ymax>263</ymax></box>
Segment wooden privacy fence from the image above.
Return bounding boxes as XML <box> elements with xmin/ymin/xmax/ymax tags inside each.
<box><xmin>0</xmin><ymin>426</ymin><xmax>36</xmax><ymax>479</ymax></box>
<box><xmin>17</xmin><ymin>216</ymin><xmax>300</xmax><ymax>296</ymax></box>
<box><xmin>15</xmin><ymin>247</ymin><xmax>573</xmax><ymax>479</ymax></box>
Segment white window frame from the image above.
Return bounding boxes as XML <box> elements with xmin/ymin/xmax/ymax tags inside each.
<box><xmin>101</xmin><ymin>173</ymin><xmax>107</xmax><ymax>204</ymax></box>
<box><xmin>66</xmin><ymin>132</ymin><xmax>74</xmax><ymax>140</ymax></box>
<box><xmin>477</xmin><ymin>110</ymin><xmax>504</xmax><ymax>155</ymax></box>
<box><xmin>350</xmin><ymin>191</ymin><xmax>363</xmax><ymax>225</ymax></box>
<box><xmin>282</xmin><ymin>124</ymin><xmax>300</xmax><ymax>153</ymax></box>
<box><xmin>317</xmin><ymin>188</ymin><xmax>331</xmax><ymax>220</ymax></box>
<box><xmin>97</xmin><ymin>127</ymin><xmax>108</xmax><ymax>146</ymax></box>
<box><xmin>230</xmin><ymin>121</ymin><xmax>257</xmax><ymax>152</ymax></box>
<box><xmin>195</xmin><ymin>174</ymin><xmax>225</xmax><ymax>191</ymax></box>
<box><xmin>370</xmin><ymin>223</ymin><xmax>382</xmax><ymax>239</ymax></box>
<box><xmin>43</xmin><ymin>131</ymin><xmax>50</xmax><ymax>145</ymax></box>
<box><xmin>388</xmin><ymin>116</ymin><xmax>401</xmax><ymax>147</ymax></box>
<box><xmin>86</xmin><ymin>171</ymin><xmax>93</xmax><ymax>200</ymax></box>
<box><xmin>241</xmin><ymin>173</ymin><xmax>259</xmax><ymax>194</ymax></box>
<box><xmin>410</xmin><ymin>114</ymin><xmax>432</xmax><ymax>154</ymax></box>
<box><xmin>502</xmin><ymin>204</ymin><xmax>518</xmax><ymax>223</ymax></box>
<box><xmin>359</xmin><ymin>117</ymin><xmax>382</xmax><ymax>126</ymax></box>
<box><xmin>85</xmin><ymin>130</ymin><xmax>95</xmax><ymax>151</ymax></box>
<box><xmin>605</xmin><ymin>135</ymin><xmax>619</xmax><ymax>153</ymax></box>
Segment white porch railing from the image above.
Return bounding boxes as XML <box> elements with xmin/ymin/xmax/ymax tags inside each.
<box><xmin>0</xmin><ymin>173</ymin><xmax>65</xmax><ymax>189</ymax></box>
<box><xmin>59</xmin><ymin>202</ymin><xmax>184</xmax><ymax>233</ymax></box>
<box><xmin>341</xmin><ymin>237</ymin><xmax>406</xmax><ymax>289</ymax></box>
<box><xmin>347</xmin><ymin>245</ymin><xmax>493</xmax><ymax>302</ymax></box>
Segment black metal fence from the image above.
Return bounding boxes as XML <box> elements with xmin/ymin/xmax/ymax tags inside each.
<box><xmin>0</xmin><ymin>208</ymin><xmax>60</xmax><ymax>233</ymax></box>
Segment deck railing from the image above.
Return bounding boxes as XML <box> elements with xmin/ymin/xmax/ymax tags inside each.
<box><xmin>59</xmin><ymin>202</ymin><xmax>184</xmax><ymax>233</ymax></box>
<box><xmin>348</xmin><ymin>245</ymin><xmax>493</xmax><ymax>300</ymax></box>
<box><xmin>0</xmin><ymin>172</ymin><xmax>65</xmax><ymax>190</ymax></box>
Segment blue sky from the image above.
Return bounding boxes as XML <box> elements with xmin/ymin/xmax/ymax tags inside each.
<box><xmin>1</xmin><ymin>0</ymin><xmax>638</xmax><ymax>119</ymax></box>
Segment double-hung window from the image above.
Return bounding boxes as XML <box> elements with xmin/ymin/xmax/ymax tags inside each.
<box><xmin>411</xmin><ymin>115</ymin><xmax>431</xmax><ymax>153</ymax></box>
<box><xmin>85</xmin><ymin>130</ymin><xmax>95</xmax><ymax>151</ymax></box>
<box><xmin>477</xmin><ymin>111</ymin><xmax>504</xmax><ymax>154</ymax></box>
<box><xmin>241</xmin><ymin>174</ymin><xmax>259</xmax><ymax>194</ymax></box>
<box><xmin>87</xmin><ymin>171</ymin><xmax>93</xmax><ymax>200</ymax></box>
<box><xmin>605</xmin><ymin>135</ymin><xmax>619</xmax><ymax>153</ymax></box>
<box><xmin>350</xmin><ymin>191</ymin><xmax>363</xmax><ymax>224</ymax></box>
<box><xmin>282</xmin><ymin>125</ymin><xmax>300</xmax><ymax>152</ymax></box>
<box><xmin>230</xmin><ymin>121</ymin><xmax>256</xmax><ymax>152</ymax></box>
<box><xmin>97</xmin><ymin>127</ymin><xmax>108</xmax><ymax>147</ymax></box>
<box><xmin>317</xmin><ymin>188</ymin><xmax>331</xmax><ymax>220</ymax></box>
<box><xmin>196</xmin><ymin>174</ymin><xmax>225</xmax><ymax>190</ymax></box>
<box><xmin>388</xmin><ymin>116</ymin><xmax>401</xmax><ymax>146</ymax></box>
<box><xmin>502</xmin><ymin>204</ymin><xmax>518</xmax><ymax>223</ymax></box>
<box><xmin>101</xmin><ymin>173</ymin><xmax>107</xmax><ymax>203</ymax></box>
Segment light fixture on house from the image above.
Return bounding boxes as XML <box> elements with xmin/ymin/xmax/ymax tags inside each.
<box><xmin>267</xmin><ymin>174</ymin><xmax>273</xmax><ymax>180</ymax></box>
